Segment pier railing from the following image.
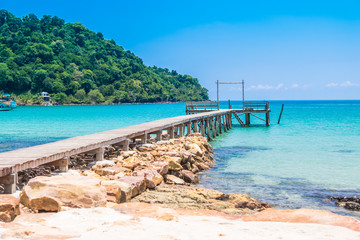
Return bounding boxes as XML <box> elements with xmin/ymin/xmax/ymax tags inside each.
<box><xmin>186</xmin><ymin>101</ymin><xmax>219</xmax><ymax>114</ymax></box>
<box><xmin>243</xmin><ymin>101</ymin><xmax>269</xmax><ymax>110</ymax></box>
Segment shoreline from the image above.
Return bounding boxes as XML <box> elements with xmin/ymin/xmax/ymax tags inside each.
<box><xmin>16</xmin><ymin>100</ymin><xmax>186</xmax><ymax>107</ymax></box>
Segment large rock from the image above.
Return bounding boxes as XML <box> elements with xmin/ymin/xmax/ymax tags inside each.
<box><xmin>167</xmin><ymin>159</ymin><xmax>183</xmax><ymax>171</ymax></box>
<box><xmin>132</xmin><ymin>184</ymin><xmax>268</xmax><ymax>215</ymax></box>
<box><xmin>185</xmin><ymin>143</ymin><xmax>203</xmax><ymax>156</ymax></box>
<box><xmin>0</xmin><ymin>195</ymin><xmax>20</xmax><ymax>222</ymax></box>
<box><xmin>152</xmin><ymin>161</ymin><xmax>169</xmax><ymax>175</ymax></box>
<box><xmin>181</xmin><ymin>170</ymin><xmax>199</xmax><ymax>184</ymax></box>
<box><xmin>330</xmin><ymin>196</ymin><xmax>360</xmax><ymax>211</ymax></box>
<box><xmin>117</xmin><ymin>176</ymin><xmax>147</xmax><ymax>198</ymax></box>
<box><xmin>94</xmin><ymin>165</ymin><xmax>131</xmax><ymax>177</ymax></box>
<box><xmin>100</xmin><ymin>180</ymin><xmax>135</xmax><ymax>203</ymax></box>
<box><xmin>134</xmin><ymin>166</ymin><xmax>163</xmax><ymax>189</ymax></box>
<box><xmin>92</xmin><ymin>160</ymin><xmax>116</xmax><ymax>169</ymax></box>
<box><xmin>20</xmin><ymin>175</ymin><xmax>107</xmax><ymax>212</ymax></box>
<box><xmin>121</xmin><ymin>156</ymin><xmax>142</xmax><ymax>170</ymax></box>
<box><xmin>165</xmin><ymin>175</ymin><xmax>185</xmax><ymax>185</ymax></box>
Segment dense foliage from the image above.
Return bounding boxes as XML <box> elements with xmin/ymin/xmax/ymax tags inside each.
<box><xmin>0</xmin><ymin>10</ymin><xmax>208</xmax><ymax>104</ymax></box>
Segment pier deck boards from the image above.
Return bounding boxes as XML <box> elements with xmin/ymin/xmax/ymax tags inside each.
<box><xmin>0</xmin><ymin>110</ymin><xmax>233</xmax><ymax>186</ymax></box>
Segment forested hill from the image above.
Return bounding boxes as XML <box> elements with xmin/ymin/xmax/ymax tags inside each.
<box><xmin>0</xmin><ymin>10</ymin><xmax>208</xmax><ymax>104</ymax></box>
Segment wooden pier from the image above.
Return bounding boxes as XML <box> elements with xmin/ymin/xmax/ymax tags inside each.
<box><xmin>186</xmin><ymin>101</ymin><xmax>271</xmax><ymax>126</ymax></box>
<box><xmin>0</xmin><ymin>109</ymin><xmax>234</xmax><ymax>194</ymax></box>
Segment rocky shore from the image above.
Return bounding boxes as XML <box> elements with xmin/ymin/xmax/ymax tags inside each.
<box><xmin>16</xmin><ymin>133</ymin><xmax>269</xmax><ymax>214</ymax></box>
<box><xmin>0</xmin><ymin>133</ymin><xmax>360</xmax><ymax>239</ymax></box>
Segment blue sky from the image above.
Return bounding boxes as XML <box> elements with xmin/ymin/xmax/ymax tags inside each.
<box><xmin>2</xmin><ymin>0</ymin><xmax>360</xmax><ymax>100</ymax></box>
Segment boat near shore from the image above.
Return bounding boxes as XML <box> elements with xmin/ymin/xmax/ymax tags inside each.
<box><xmin>0</xmin><ymin>94</ymin><xmax>16</xmax><ymax>111</ymax></box>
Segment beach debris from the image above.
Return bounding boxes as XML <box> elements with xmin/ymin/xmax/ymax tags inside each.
<box><xmin>0</xmin><ymin>195</ymin><xmax>20</xmax><ymax>222</ymax></box>
<box><xmin>20</xmin><ymin>175</ymin><xmax>107</xmax><ymax>212</ymax></box>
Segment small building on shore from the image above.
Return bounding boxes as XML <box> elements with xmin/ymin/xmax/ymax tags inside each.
<box><xmin>41</xmin><ymin>92</ymin><xmax>50</xmax><ymax>101</ymax></box>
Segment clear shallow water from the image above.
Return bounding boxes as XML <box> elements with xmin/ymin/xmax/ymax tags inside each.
<box><xmin>0</xmin><ymin>103</ymin><xmax>184</xmax><ymax>152</ymax></box>
<box><xmin>199</xmin><ymin>100</ymin><xmax>360</xmax><ymax>219</ymax></box>
<box><xmin>1</xmin><ymin>101</ymin><xmax>360</xmax><ymax>218</ymax></box>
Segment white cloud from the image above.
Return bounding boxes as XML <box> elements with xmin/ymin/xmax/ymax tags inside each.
<box><xmin>248</xmin><ymin>83</ymin><xmax>284</xmax><ymax>91</ymax></box>
<box><xmin>326</xmin><ymin>81</ymin><xmax>360</xmax><ymax>87</ymax></box>
<box><xmin>247</xmin><ymin>83</ymin><xmax>310</xmax><ymax>91</ymax></box>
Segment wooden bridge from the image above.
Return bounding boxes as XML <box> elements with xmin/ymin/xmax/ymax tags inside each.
<box><xmin>0</xmin><ymin>109</ymin><xmax>234</xmax><ymax>194</ymax></box>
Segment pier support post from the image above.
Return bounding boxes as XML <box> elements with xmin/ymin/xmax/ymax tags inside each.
<box><xmin>201</xmin><ymin>121</ymin><xmax>205</xmax><ymax>137</ymax></box>
<box><xmin>206</xmin><ymin>118</ymin><xmax>212</xmax><ymax>141</ymax></box>
<box><xmin>186</xmin><ymin>122</ymin><xmax>191</xmax><ymax>135</ymax></box>
<box><xmin>122</xmin><ymin>139</ymin><xmax>130</xmax><ymax>151</ymax></box>
<box><xmin>95</xmin><ymin>147</ymin><xmax>105</xmax><ymax>161</ymax></box>
<box><xmin>0</xmin><ymin>173</ymin><xmax>18</xmax><ymax>194</ymax></box>
<box><xmin>266</xmin><ymin>112</ymin><xmax>270</xmax><ymax>126</ymax></box>
<box><xmin>218</xmin><ymin>116</ymin><xmax>222</xmax><ymax>134</ymax></box>
<box><xmin>43</xmin><ymin>157</ymin><xmax>69</xmax><ymax>172</ymax></box>
<box><xmin>169</xmin><ymin>127</ymin><xmax>175</xmax><ymax>139</ymax></box>
<box><xmin>179</xmin><ymin>125</ymin><xmax>184</xmax><ymax>137</ymax></box>
<box><xmin>222</xmin><ymin>115</ymin><xmax>227</xmax><ymax>132</ymax></box>
<box><xmin>245</xmin><ymin>113</ymin><xmax>251</xmax><ymax>126</ymax></box>
<box><xmin>212</xmin><ymin>118</ymin><xmax>216</xmax><ymax>138</ymax></box>
<box><xmin>225</xmin><ymin>114</ymin><xmax>229</xmax><ymax>130</ymax></box>
<box><xmin>155</xmin><ymin>131</ymin><xmax>162</xmax><ymax>141</ymax></box>
<box><xmin>229</xmin><ymin>113</ymin><xmax>232</xmax><ymax>129</ymax></box>
<box><xmin>193</xmin><ymin>121</ymin><xmax>198</xmax><ymax>132</ymax></box>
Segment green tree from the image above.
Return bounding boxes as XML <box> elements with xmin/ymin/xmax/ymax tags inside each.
<box><xmin>88</xmin><ymin>89</ymin><xmax>104</xmax><ymax>103</ymax></box>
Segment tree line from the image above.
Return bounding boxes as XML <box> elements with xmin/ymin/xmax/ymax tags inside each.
<box><xmin>0</xmin><ymin>10</ymin><xmax>208</xmax><ymax>104</ymax></box>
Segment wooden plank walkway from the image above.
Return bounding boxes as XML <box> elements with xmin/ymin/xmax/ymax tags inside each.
<box><xmin>0</xmin><ymin>110</ymin><xmax>234</xmax><ymax>193</ymax></box>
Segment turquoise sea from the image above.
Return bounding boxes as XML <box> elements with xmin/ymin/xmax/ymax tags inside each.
<box><xmin>1</xmin><ymin>101</ymin><xmax>360</xmax><ymax>218</ymax></box>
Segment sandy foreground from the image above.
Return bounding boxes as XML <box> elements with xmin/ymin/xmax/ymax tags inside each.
<box><xmin>1</xmin><ymin>203</ymin><xmax>360</xmax><ymax>240</ymax></box>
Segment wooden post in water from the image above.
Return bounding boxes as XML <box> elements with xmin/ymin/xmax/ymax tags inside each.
<box><xmin>212</xmin><ymin>118</ymin><xmax>216</xmax><ymax>138</ymax></box>
<box><xmin>278</xmin><ymin>104</ymin><xmax>284</xmax><ymax>124</ymax></box>
<box><xmin>266</xmin><ymin>113</ymin><xmax>270</xmax><ymax>126</ymax></box>
<box><xmin>222</xmin><ymin>115</ymin><xmax>227</xmax><ymax>132</ymax></box>
<box><xmin>205</xmin><ymin>119</ymin><xmax>211</xmax><ymax>140</ymax></box>
<box><xmin>218</xmin><ymin>116</ymin><xmax>222</xmax><ymax>134</ymax></box>
<box><xmin>228</xmin><ymin>100</ymin><xmax>232</xmax><ymax>109</ymax></box>
<box><xmin>228</xmin><ymin>113</ymin><xmax>232</xmax><ymax>129</ymax></box>
<box><xmin>245</xmin><ymin>113</ymin><xmax>251</xmax><ymax>126</ymax></box>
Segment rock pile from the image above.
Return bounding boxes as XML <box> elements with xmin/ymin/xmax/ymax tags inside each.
<box><xmin>81</xmin><ymin>133</ymin><xmax>216</xmax><ymax>203</ymax></box>
<box><xmin>330</xmin><ymin>196</ymin><xmax>360</xmax><ymax>211</ymax></box>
